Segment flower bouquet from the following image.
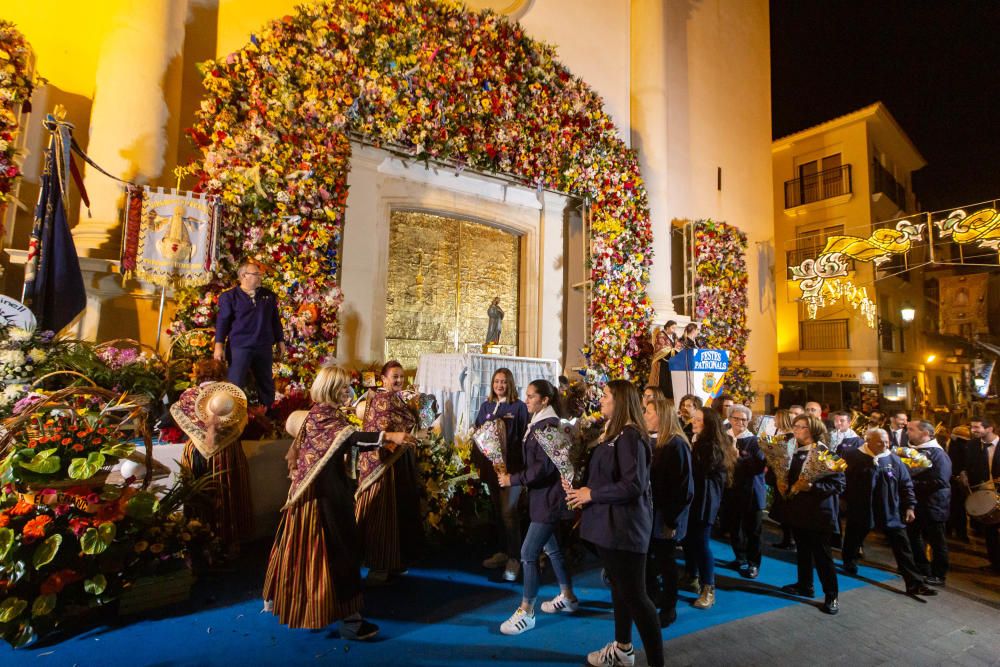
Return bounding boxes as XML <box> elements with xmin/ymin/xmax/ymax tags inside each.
<box><xmin>760</xmin><ymin>435</ymin><xmax>793</xmax><ymax>496</ymax></box>
<box><xmin>790</xmin><ymin>447</ymin><xmax>844</xmax><ymax>496</ymax></box>
<box><xmin>893</xmin><ymin>447</ymin><xmax>932</xmax><ymax>474</ymax></box>
<box><xmin>472</xmin><ymin>418</ymin><xmax>507</xmax><ymax>476</ymax></box>
<box><xmin>534</xmin><ymin>421</ymin><xmax>578</xmax><ymax>488</ymax></box>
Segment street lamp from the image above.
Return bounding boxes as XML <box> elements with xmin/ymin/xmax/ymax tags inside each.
<box><xmin>900</xmin><ymin>302</ymin><xmax>916</xmax><ymax>324</ymax></box>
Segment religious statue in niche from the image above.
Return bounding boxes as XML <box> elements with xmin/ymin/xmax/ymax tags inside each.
<box><xmin>485</xmin><ymin>297</ymin><xmax>504</xmax><ymax>346</ymax></box>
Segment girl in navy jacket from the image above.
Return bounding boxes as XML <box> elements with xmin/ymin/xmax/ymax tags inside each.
<box><xmin>566</xmin><ymin>380</ymin><xmax>663</xmax><ymax>667</ymax></box>
<box><xmin>497</xmin><ymin>380</ymin><xmax>577</xmax><ymax>636</ymax></box>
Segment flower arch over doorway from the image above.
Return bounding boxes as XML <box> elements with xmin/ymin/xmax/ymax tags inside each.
<box><xmin>173</xmin><ymin>0</ymin><xmax>651</xmax><ymax>386</ymax></box>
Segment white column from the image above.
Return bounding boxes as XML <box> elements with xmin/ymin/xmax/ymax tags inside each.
<box><xmin>538</xmin><ymin>191</ymin><xmax>567</xmax><ymax>363</ymax></box>
<box><xmin>630</xmin><ymin>0</ymin><xmax>674</xmax><ymax>323</ymax></box>
<box><xmin>72</xmin><ymin>0</ymin><xmax>188</xmax><ymax>257</ymax></box>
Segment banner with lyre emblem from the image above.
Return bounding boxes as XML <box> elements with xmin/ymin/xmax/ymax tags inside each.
<box><xmin>120</xmin><ymin>186</ymin><xmax>221</xmax><ymax>287</ymax></box>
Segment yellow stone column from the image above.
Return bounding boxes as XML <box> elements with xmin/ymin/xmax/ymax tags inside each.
<box><xmin>72</xmin><ymin>0</ymin><xmax>189</xmax><ymax>258</ymax></box>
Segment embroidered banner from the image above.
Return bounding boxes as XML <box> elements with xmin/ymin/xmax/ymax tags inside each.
<box><xmin>121</xmin><ymin>186</ymin><xmax>220</xmax><ymax>287</ymax></box>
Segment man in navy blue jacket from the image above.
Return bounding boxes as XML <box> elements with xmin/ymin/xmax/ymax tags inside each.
<box><xmin>213</xmin><ymin>262</ymin><xmax>286</xmax><ymax>408</ymax></box>
<box><xmin>841</xmin><ymin>428</ymin><xmax>936</xmax><ymax>597</ymax></box>
<box><xmin>905</xmin><ymin>420</ymin><xmax>952</xmax><ymax>585</ymax></box>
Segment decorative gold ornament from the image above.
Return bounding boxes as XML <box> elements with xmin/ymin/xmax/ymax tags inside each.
<box><xmin>935</xmin><ymin>207</ymin><xmax>1000</xmax><ymax>251</ymax></box>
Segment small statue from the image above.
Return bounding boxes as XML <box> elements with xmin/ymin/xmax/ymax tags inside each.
<box><xmin>485</xmin><ymin>297</ymin><xmax>504</xmax><ymax>346</ymax></box>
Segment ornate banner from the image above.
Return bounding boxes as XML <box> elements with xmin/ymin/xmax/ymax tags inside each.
<box><xmin>121</xmin><ymin>186</ymin><xmax>220</xmax><ymax>287</ymax></box>
<box><xmin>935</xmin><ymin>207</ymin><xmax>1000</xmax><ymax>251</ymax></box>
<box><xmin>938</xmin><ymin>273</ymin><xmax>988</xmax><ymax>336</ymax></box>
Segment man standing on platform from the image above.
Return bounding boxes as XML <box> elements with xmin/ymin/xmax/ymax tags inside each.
<box><xmin>214</xmin><ymin>261</ymin><xmax>286</xmax><ymax>409</ymax></box>
<box><xmin>905</xmin><ymin>420</ymin><xmax>951</xmax><ymax>586</ymax></box>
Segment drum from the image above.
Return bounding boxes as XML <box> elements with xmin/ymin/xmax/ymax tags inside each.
<box><xmin>965</xmin><ymin>489</ymin><xmax>1000</xmax><ymax>525</ymax></box>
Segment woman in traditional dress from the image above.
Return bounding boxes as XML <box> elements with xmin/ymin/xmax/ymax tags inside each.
<box><xmin>354</xmin><ymin>360</ymin><xmax>423</xmax><ymax>584</ymax></box>
<box><xmin>263</xmin><ymin>364</ymin><xmax>415</xmax><ymax>638</ymax></box>
<box><xmin>497</xmin><ymin>380</ymin><xmax>577</xmax><ymax>635</ymax></box>
<box><xmin>474</xmin><ymin>368</ymin><xmax>529</xmax><ymax>581</ymax></box>
<box><xmin>566</xmin><ymin>380</ymin><xmax>663</xmax><ymax>667</ymax></box>
<box><xmin>173</xmin><ymin>360</ymin><xmax>253</xmax><ymax>557</ymax></box>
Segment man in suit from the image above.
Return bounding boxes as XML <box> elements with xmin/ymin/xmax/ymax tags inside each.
<box><xmin>214</xmin><ymin>261</ymin><xmax>287</xmax><ymax>408</ymax></box>
<box><xmin>965</xmin><ymin>416</ymin><xmax>1000</xmax><ymax>573</ymax></box>
<box><xmin>888</xmin><ymin>410</ymin><xmax>909</xmax><ymax>448</ymax></box>
<box><xmin>905</xmin><ymin>420</ymin><xmax>952</xmax><ymax>585</ymax></box>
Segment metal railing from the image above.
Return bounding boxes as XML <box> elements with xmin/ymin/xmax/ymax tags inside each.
<box><xmin>872</xmin><ymin>161</ymin><xmax>907</xmax><ymax>210</ymax></box>
<box><xmin>799</xmin><ymin>319</ymin><xmax>850</xmax><ymax>350</ymax></box>
<box><xmin>784</xmin><ymin>164</ymin><xmax>852</xmax><ymax>208</ymax></box>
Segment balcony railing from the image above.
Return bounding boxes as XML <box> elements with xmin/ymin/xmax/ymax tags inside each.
<box><xmin>800</xmin><ymin>319</ymin><xmax>850</xmax><ymax>350</ymax></box>
<box><xmin>872</xmin><ymin>161</ymin><xmax>907</xmax><ymax>210</ymax></box>
<box><xmin>784</xmin><ymin>164</ymin><xmax>852</xmax><ymax>208</ymax></box>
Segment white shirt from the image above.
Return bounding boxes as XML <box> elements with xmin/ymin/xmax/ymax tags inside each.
<box><xmin>985</xmin><ymin>438</ymin><xmax>998</xmax><ymax>482</ymax></box>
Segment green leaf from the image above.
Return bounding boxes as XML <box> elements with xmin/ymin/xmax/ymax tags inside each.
<box><xmin>17</xmin><ymin>448</ymin><xmax>62</xmax><ymax>474</ymax></box>
<box><xmin>98</xmin><ymin>522</ymin><xmax>116</xmax><ymax>544</ymax></box>
<box><xmin>0</xmin><ymin>596</ymin><xmax>28</xmax><ymax>623</ymax></box>
<box><xmin>80</xmin><ymin>527</ymin><xmax>106</xmax><ymax>555</ymax></box>
<box><xmin>0</xmin><ymin>450</ymin><xmax>16</xmax><ymax>478</ymax></box>
<box><xmin>83</xmin><ymin>574</ymin><xmax>107</xmax><ymax>596</ymax></box>
<box><xmin>100</xmin><ymin>442</ymin><xmax>135</xmax><ymax>458</ymax></box>
<box><xmin>125</xmin><ymin>491</ymin><xmax>158</xmax><ymax>520</ymax></box>
<box><xmin>32</xmin><ymin>534</ymin><xmax>62</xmax><ymax>570</ymax></box>
<box><xmin>31</xmin><ymin>593</ymin><xmax>56</xmax><ymax>617</ymax></box>
<box><xmin>68</xmin><ymin>452</ymin><xmax>106</xmax><ymax>480</ymax></box>
<box><xmin>0</xmin><ymin>527</ymin><xmax>14</xmax><ymax>561</ymax></box>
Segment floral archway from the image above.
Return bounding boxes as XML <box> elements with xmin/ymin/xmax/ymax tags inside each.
<box><xmin>173</xmin><ymin>0</ymin><xmax>652</xmax><ymax>391</ymax></box>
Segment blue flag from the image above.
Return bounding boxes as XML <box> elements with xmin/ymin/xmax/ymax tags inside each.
<box><xmin>23</xmin><ymin>122</ymin><xmax>86</xmax><ymax>333</ymax></box>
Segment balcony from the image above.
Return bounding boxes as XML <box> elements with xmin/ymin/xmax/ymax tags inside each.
<box><xmin>799</xmin><ymin>319</ymin><xmax>850</xmax><ymax>350</ymax></box>
<box><xmin>872</xmin><ymin>161</ymin><xmax>907</xmax><ymax>210</ymax></box>
<box><xmin>784</xmin><ymin>164</ymin><xmax>852</xmax><ymax>209</ymax></box>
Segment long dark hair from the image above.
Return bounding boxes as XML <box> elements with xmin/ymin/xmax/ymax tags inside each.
<box><xmin>604</xmin><ymin>380</ymin><xmax>649</xmax><ymax>442</ymax></box>
<box><xmin>693</xmin><ymin>408</ymin><xmax>736</xmax><ymax>485</ymax></box>
<box><xmin>528</xmin><ymin>379</ymin><xmax>562</xmax><ymax>417</ymax></box>
<box><xmin>489</xmin><ymin>368</ymin><xmax>520</xmax><ymax>402</ymax></box>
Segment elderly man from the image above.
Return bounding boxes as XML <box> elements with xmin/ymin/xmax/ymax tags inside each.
<box><xmin>214</xmin><ymin>261</ymin><xmax>287</xmax><ymax>408</ymax></box>
<box><xmin>841</xmin><ymin>428</ymin><xmax>936</xmax><ymax>597</ymax></box>
<box><xmin>966</xmin><ymin>417</ymin><xmax>1000</xmax><ymax>573</ymax></box>
<box><xmin>723</xmin><ymin>405</ymin><xmax>766</xmax><ymax>578</ymax></box>
<box><xmin>905</xmin><ymin>420</ymin><xmax>952</xmax><ymax>586</ymax></box>
<box><xmin>887</xmin><ymin>410</ymin><xmax>909</xmax><ymax>448</ymax></box>
<box><xmin>829</xmin><ymin>411</ymin><xmax>863</xmax><ymax>453</ymax></box>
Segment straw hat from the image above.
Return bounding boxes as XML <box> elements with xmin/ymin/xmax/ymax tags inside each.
<box><xmin>170</xmin><ymin>382</ymin><xmax>248</xmax><ymax>458</ymax></box>
<box><xmin>285</xmin><ymin>410</ymin><xmax>309</xmax><ymax>438</ymax></box>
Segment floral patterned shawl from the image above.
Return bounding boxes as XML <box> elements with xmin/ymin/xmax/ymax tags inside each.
<box><xmin>355</xmin><ymin>389</ymin><xmax>418</xmax><ymax>494</ymax></box>
<box><xmin>284</xmin><ymin>403</ymin><xmax>357</xmax><ymax>509</ymax></box>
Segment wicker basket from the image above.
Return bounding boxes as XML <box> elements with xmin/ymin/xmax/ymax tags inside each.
<box><xmin>118</xmin><ymin>567</ymin><xmax>195</xmax><ymax>616</ymax></box>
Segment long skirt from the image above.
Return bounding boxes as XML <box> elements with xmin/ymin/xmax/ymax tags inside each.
<box><xmin>181</xmin><ymin>441</ymin><xmax>253</xmax><ymax>546</ymax></box>
<box><xmin>354</xmin><ymin>449</ymin><xmax>424</xmax><ymax>571</ymax></box>
<box><xmin>263</xmin><ymin>486</ymin><xmax>362</xmax><ymax>628</ymax></box>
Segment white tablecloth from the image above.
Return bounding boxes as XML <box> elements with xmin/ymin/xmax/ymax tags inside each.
<box><xmin>415</xmin><ymin>353</ymin><xmax>562</xmax><ymax>440</ymax></box>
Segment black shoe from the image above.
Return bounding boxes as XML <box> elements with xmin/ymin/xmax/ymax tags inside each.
<box><xmin>781</xmin><ymin>583</ymin><xmax>814</xmax><ymax>598</ymax></box>
<box><xmin>841</xmin><ymin>561</ymin><xmax>858</xmax><ymax>576</ymax></box>
<box><xmin>907</xmin><ymin>584</ymin><xmax>938</xmax><ymax>597</ymax></box>
<box><xmin>340</xmin><ymin>619</ymin><xmax>380</xmax><ymax>640</ymax></box>
<box><xmin>746</xmin><ymin>565</ymin><xmax>759</xmax><ymax>579</ymax></box>
<box><xmin>659</xmin><ymin>607</ymin><xmax>677</xmax><ymax>628</ymax></box>
<box><xmin>925</xmin><ymin>576</ymin><xmax>946</xmax><ymax>586</ymax></box>
<box><xmin>821</xmin><ymin>595</ymin><xmax>839</xmax><ymax>615</ymax></box>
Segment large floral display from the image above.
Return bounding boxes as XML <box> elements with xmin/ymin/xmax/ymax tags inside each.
<box><xmin>0</xmin><ymin>21</ymin><xmax>36</xmax><ymax>214</ymax></box>
<box><xmin>172</xmin><ymin>0</ymin><xmax>652</xmax><ymax>389</ymax></box>
<box><xmin>692</xmin><ymin>219</ymin><xmax>754</xmax><ymax>403</ymax></box>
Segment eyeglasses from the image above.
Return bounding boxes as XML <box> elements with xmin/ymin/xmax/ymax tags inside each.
<box><xmin>244</xmin><ymin>272</ymin><xmax>261</xmax><ymax>277</ymax></box>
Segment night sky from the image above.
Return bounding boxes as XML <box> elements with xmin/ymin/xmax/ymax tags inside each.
<box><xmin>770</xmin><ymin>1</ymin><xmax>1000</xmax><ymax>212</ymax></box>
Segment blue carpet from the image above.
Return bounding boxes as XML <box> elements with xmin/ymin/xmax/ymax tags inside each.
<box><xmin>3</xmin><ymin>538</ymin><xmax>897</xmax><ymax>666</ymax></box>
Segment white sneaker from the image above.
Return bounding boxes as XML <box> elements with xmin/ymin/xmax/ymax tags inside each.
<box><xmin>500</xmin><ymin>608</ymin><xmax>536</xmax><ymax>635</ymax></box>
<box><xmin>587</xmin><ymin>641</ymin><xmax>636</xmax><ymax>667</ymax></box>
<box><xmin>502</xmin><ymin>559</ymin><xmax>520</xmax><ymax>582</ymax></box>
<box><xmin>482</xmin><ymin>552</ymin><xmax>509</xmax><ymax>569</ymax></box>
<box><xmin>540</xmin><ymin>593</ymin><xmax>579</xmax><ymax>614</ymax></box>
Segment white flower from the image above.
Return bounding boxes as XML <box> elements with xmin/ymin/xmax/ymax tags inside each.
<box><xmin>0</xmin><ymin>349</ymin><xmax>26</xmax><ymax>367</ymax></box>
<box><xmin>6</xmin><ymin>328</ymin><xmax>31</xmax><ymax>343</ymax></box>
<box><xmin>0</xmin><ymin>384</ymin><xmax>24</xmax><ymax>407</ymax></box>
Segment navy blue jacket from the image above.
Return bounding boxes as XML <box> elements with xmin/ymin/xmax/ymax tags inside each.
<box><xmin>967</xmin><ymin>438</ymin><xmax>1000</xmax><ymax>488</ymax></box>
<box><xmin>650</xmin><ymin>434</ymin><xmax>693</xmax><ymax>542</ymax></box>
<box><xmin>842</xmin><ymin>447</ymin><xmax>915</xmax><ymax>531</ymax></box>
<box><xmin>513</xmin><ymin>417</ymin><xmax>571</xmax><ymax>524</ymax></box>
<box><xmin>910</xmin><ymin>444</ymin><xmax>952</xmax><ymax>523</ymax></box>
<box><xmin>947</xmin><ymin>437</ymin><xmax>971</xmax><ymax>476</ymax></box>
<box><xmin>831</xmin><ymin>434</ymin><xmax>864</xmax><ymax>454</ymax></box>
<box><xmin>731</xmin><ymin>434</ymin><xmax>767</xmax><ymax>510</ymax></box>
<box><xmin>473</xmin><ymin>399</ymin><xmax>529</xmax><ymax>478</ymax></box>
<box><xmin>580</xmin><ymin>425</ymin><xmax>653</xmax><ymax>553</ymax></box>
<box><xmin>769</xmin><ymin>446</ymin><xmax>846</xmax><ymax>533</ymax></box>
<box><xmin>215</xmin><ymin>286</ymin><xmax>284</xmax><ymax>349</ymax></box>
<box><xmin>690</xmin><ymin>438</ymin><xmax>729</xmax><ymax>524</ymax></box>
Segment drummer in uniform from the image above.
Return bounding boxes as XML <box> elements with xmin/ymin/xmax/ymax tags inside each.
<box><xmin>965</xmin><ymin>416</ymin><xmax>1000</xmax><ymax>573</ymax></box>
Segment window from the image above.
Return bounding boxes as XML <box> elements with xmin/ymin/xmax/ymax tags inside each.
<box><xmin>799</xmin><ymin>319</ymin><xmax>850</xmax><ymax>350</ymax></box>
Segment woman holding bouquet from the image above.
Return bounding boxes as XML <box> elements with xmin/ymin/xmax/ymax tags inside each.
<box><xmin>769</xmin><ymin>415</ymin><xmax>845</xmax><ymax>615</ymax></box>
<box><xmin>566</xmin><ymin>381</ymin><xmax>662</xmax><ymax>667</ymax></box>
<box><xmin>355</xmin><ymin>361</ymin><xmax>423</xmax><ymax>585</ymax></box>
<box><xmin>497</xmin><ymin>380</ymin><xmax>577</xmax><ymax>635</ymax></box>
<box><xmin>263</xmin><ymin>364</ymin><xmax>416</xmax><ymax>637</ymax></box>
<box><xmin>474</xmin><ymin>368</ymin><xmax>529</xmax><ymax>581</ymax></box>
<box><xmin>687</xmin><ymin>408</ymin><xmax>736</xmax><ymax>609</ymax></box>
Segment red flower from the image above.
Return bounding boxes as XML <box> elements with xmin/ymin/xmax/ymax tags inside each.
<box><xmin>40</xmin><ymin>569</ymin><xmax>82</xmax><ymax>595</ymax></box>
<box><xmin>71</xmin><ymin>444</ymin><xmax>85</xmax><ymax>452</ymax></box>
<box><xmin>11</xmin><ymin>499</ymin><xmax>34</xmax><ymax>516</ymax></box>
<box><xmin>97</xmin><ymin>428</ymin><xmax>109</xmax><ymax>435</ymax></box>
<box><xmin>0</xmin><ymin>512</ymin><xmax>9</xmax><ymax>527</ymax></box>
<box><xmin>61</xmin><ymin>437</ymin><xmax>73</xmax><ymax>446</ymax></box>
<box><xmin>68</xmin><ymin>517</ymin><xmax>91</xmax><ymax>536</ymax></box>
<box><xmin>22</xmin><ymin>515</ymin><xmax>52</xmax><ymax>541</ymax></box>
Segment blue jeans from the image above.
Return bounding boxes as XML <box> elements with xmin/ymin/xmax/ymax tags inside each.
<box><xmin>687</xmin><ymin>520</ymin><xmax>715</xmax><ymax>585</ymax></box>
<box><xmin>521</xmin><ymin>521</ymin><xmax>571</xmax><ymax>603</ymax></box>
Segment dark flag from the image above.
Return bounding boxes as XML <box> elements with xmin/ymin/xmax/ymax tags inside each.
<box><xmin>23</xmin><ymin>116</ymin><xmax>86</xmax><ymax>332</ymax></box>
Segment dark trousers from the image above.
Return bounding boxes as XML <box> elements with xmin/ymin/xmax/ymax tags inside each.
<box><xmin>984</xmin><ymin>523</ymin><xmax>1000</xmax><ymax>569</ymax></box>
<box><xmin>485</xmin><ymin>479</ymin><xmax>522</xmax><ymax>557</ymax></box>
<box><xmin>686</xmin><ymin>520</ymin><xmax>716</xmax><ymax>585</ymax></box>
<box><xmin>843</xmin><ymin>523</ymin><xmax>924</xmax><ymax>588</ymax></box>
<box><xmin>948</xmin><ymin>484</ymin><xmax>969</xmax><ymax>540</ymax></box>
<box><xmin>597</xmin><ymin>547</ymin><xmax>664</xmax><ymax>667</ymax></box>
<box><xmin>907</xmin><ymin>519</ymin><xmax>949</xmax><ymax>579</ymax></box>
<box><xmin>791</xmin><ymin>528</ymin><xmax>838</xmax><ymax>596</ymax></box>
<box><xmin>646</xmin><ymin>537</ymin><xmax>679</xmax><ymax>612</ymax></box>
<box><xmin>227</xmin><ymin>345</ymin><xmax>276</xmax><ymax>406</ymax></box>
<box><xmin>727</xmin><ymin>507</ymin><xmax>763</xmax><ymax>567</ymax></box>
